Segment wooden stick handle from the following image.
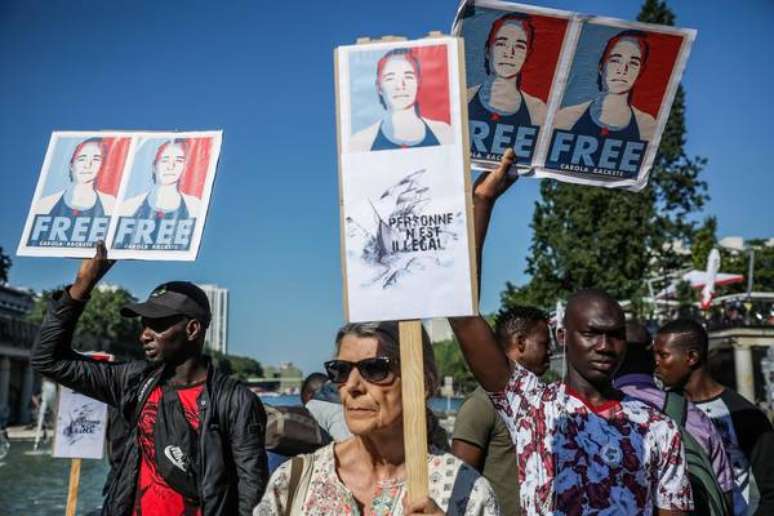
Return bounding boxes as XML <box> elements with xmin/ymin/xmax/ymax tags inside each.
<box><xmin>65</xmin><ymin>458</ymin><xmax>82</xmax><ymax>516</ymax></box>
<box><xmin>399</xmin><ymin>320</ymin><xmax>429</xmax><ymax>505</ymax></box>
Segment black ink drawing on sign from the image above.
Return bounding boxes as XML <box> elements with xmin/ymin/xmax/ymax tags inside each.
<box><xmin>346</xmin><ymin>169</ymin><xmax>463</xmax><ymax>289</ymax></box>
<box><xmin>62</xmin><ymin>403</ymin><xmax>101</xmax><ymax>446</ymax></box>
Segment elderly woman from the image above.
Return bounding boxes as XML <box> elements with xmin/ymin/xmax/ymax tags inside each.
<box><xmin>254</xmin><ymin>322</ymin><xmax>499</xmax><ymax>515</ymax></box>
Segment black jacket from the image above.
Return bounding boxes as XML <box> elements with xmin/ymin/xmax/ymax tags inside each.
<box><xmin>31</xmin><ymin>289</ymin><xmax>268</xmax><ymax>516</ymax></box>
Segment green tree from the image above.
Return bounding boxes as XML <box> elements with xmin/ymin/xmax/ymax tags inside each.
<box><xmin>28</xmin><ymin>286</ymin><xmax>143</xmax><ymax>359</ymax></box>
<box><xmin>0</xmin><ymin>246</ymin><xmax>11</xmax><ymax>284</ymax></box>
<box><xmin>503</xmin><ymin>0</ymin><xmax>707</xmax><ymax>310</ymax></box>
<box><xmin>212</xmin><ymin>352</ymin><xmax>264</xmax><ymax>380</ymax></box>
<box><xmin>686</xmin><ymin>216</ymin><xmax>773</xmax><ymax>294</ymax></box>
<box><xmin>721</xmin><ymin>240</ymin><xmax>774</xmax><ymax>294</ymax></box>
<box><xmin>691</xmin><ymin>217</ymin><xmax>717</xmax><ymax>270</ymax></box>
<box><xmin>433</xmin><ymin>338</ymin><xmax>478</xmax><ymax>395</ymax></box>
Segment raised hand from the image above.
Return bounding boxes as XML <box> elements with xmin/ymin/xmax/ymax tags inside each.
<box><xmin>70</xmin><ymin>241</ymin><xmax>116</xmax><ymax>300</ymax></box>
<box><xmin>472</xmin><ymin>147</ymin><xmax>518</xmax><ymax>205</ymax></box>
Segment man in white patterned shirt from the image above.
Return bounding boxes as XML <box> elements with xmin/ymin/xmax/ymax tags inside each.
<box><xmin>449</xmin><ymin>149</ymin><xmax>693</xmax><ymax>515</ymax></box>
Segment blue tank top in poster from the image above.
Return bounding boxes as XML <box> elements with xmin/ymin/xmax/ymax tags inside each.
<box><xmin>468</xmin><ymin>90</ymin><xmax>538</xmax><ymax>161</ymax></box>
<box><xmin>49</xmin><ymin>193</ymin><xmax>106</xmax><ymax>218</ymax></box>
<box><xmin>370</xmin><ymin>120</ymin><xmax>440</xmax><ymax>151</ymax></box>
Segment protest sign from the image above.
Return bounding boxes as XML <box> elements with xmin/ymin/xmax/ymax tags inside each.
<box><xmin>52</xmin><ymin>386</ymin><xmax>108</xmax><ymax>460</ymax></box>
<box><xmin>453</xmin><ymin>1</ymin><xmax>695</xmax><ymax>191</ymax></box>
<box><xmin>17</xmin><ymin>130</ymin><xmax>222</xmax><ymax>260</ymax></box>
<box><xmin>335</xmin><ymin>35</ymin><xmax>477</xmax><ymax>323</ymax></box>
<box><xmin>453</xmin><ymin>0</ymin><xmax>575</xmax><ymax>169</ymax></box>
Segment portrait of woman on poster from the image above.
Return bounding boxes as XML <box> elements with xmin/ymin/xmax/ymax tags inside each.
<box><xmin>554</xmin><ymin>30</ymin><xmax>657</xmax><ymax>142</ymax></box>
<box><xmin>350</xmin><ymin>48</ymin><xmax>452</xmax><ymax>152</ymax></box>
<box><xmin>467</xmin><ymin>13</ymin><xmax>547</xmax><ymax>127</ymax></box>
<box><xmin>35</xmin><ymin>138</ymin><xmax>116</xmax><ymax>217</ymax></box>
<box><xmin>120</xmin><ymin>139</ymin><xmax>200</xmax><ymax>220</ymax></box>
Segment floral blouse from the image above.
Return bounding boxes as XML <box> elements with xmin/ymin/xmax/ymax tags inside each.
<box><xmin>254</xmin><ymin>442</ymin><xmax>500</xmax><ymax>515</ymax></box>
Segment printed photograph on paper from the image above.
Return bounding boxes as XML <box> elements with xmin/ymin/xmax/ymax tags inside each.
<box><xmin>18</xmin><ymin>133</ymin><xmax>131</xmax><ymax>255</ymax></box>
<box><xmin>453</xmin><ymin>1</ymin><xmax>572</xmax><ymax>168</ymax></box>
<box><xmin>346</xmin><ymin>44</ymin><xmax>455</xmax><ymax>153</ymax></box>
<box><xmin>110</xmin><ymin>133</ymin><xmax>220</xmax><ymax>258</ymax></box>
<box><xmin>336</xmin><ymin>37</ymin><xmax>476</xmax><ymax>322</ymax></box>
<box><xmin>542</xmin><ymin>20</ymin><xmax>694</xmax><ymax>188</ymax></box>
<box><xmin>18</xmin><ymin>132</ymin><xmax>131</xmax><ymax>257</ymax></box>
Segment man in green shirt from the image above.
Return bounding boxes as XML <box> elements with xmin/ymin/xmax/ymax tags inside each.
<box><xmin>451</xmin><ymin>305</ymin><xmax>551</xmax><ymax>515</ymax></box>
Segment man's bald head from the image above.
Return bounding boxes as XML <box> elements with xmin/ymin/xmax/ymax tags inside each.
<box><xmin>564</xmin><ymin>288</ymin><xmax>625</xmax><ymax>330</ymax></box>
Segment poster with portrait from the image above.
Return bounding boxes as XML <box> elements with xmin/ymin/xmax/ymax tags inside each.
<box><xmin>17</xmin><ymin>131</ymin><xmax>133</xmax><ymax>257</ymax></box>
<box><xmin>537</xmin><ymin>17</ymin><xmax>695</xmax><ymax>190</ymax></box>
<box><xmin>17</xmin><ymin>130</ymin><xmax>222</xmax><ymax>260</ymax></box>
<box><xmin>452</xmin><ymin>1</ymin><xmax>575</xmax><ymax>170</ymax></box>
<box><xmin>335</xmin><ymin>36</ymin><xmax>477</xmax><ymax>322</ymax></box>
<box><xmin>52</xmin><ymin>386</ymin><xmax>108</xmax><ymax>460</ymax></box>
<box><xmin>109</xmin><ymin>131</ymin><xmax>222</xmax><ymax>260</ymax></box>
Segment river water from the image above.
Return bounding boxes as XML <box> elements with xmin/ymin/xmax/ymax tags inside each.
<box><xmin>0</xmin><ymin>395</ymin><xmax>461</xmax><ymax>514</ymax></box>
<box><xmin>0</xmin><ymin>442</ymin><xmax>109</xmax><ymax>515</ymax></box>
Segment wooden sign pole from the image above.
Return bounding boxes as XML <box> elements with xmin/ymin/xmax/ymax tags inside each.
<box><xmin>65</xmin><ymin>458</ymin><xmax>81</xmax><ymax>516</ymax></box>
<box><xmin>399</xmin><ymin>320</ymin><xmax>429</xmax><ymax>505</ymax></box>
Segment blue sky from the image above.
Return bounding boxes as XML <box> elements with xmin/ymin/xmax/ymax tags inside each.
<box><xmin>1</xmin><ymin>0</ymin><xmax>772</xmax><ymax>374</ymax></box>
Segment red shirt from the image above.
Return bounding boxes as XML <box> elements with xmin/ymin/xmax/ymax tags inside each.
<box><xmin>133</xmin><ymin>383</ymin><xmax>204</xmax><ymax>516</ymax></box>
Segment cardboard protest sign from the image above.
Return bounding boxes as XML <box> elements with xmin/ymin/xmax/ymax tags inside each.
<box><xmin>452</xmin><ymin>1</ymin><xmax>574</xmax><ymax>169</ymax></box>
<box><xmin>18</xmin><ymin>130</ymin><xmax>222</xmax><ymax>260</ymax></box>
<box><xmin>453</xmin><ymin>1</ymin><xmax>695</xmax><ymax>191</ymax></box>
<box><xmin>335</xmin><ymin>36</ymin><xmax>477</xmax><ymax>322</ymax></box>
<box><xmin>52</xmin><ymin>386</ymin><xmax>108</xmax><ymax>460</ymax></box>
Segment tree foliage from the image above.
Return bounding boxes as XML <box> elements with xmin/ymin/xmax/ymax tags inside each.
<box><xmin>433</xmin><ymin>338</ymin><xmax>478</xmax><ymax>395</ymax></box>
<box><xmin>689</xmin><ymin>218</ymin><xmax>774</xmax><ymax>294</ymax></box>
<box><xmin>28</xmin><ymin>286</ymin><xmax>144</xmax><ymax>359</ymax></box>
<box><xmin>211</xmin><ymin>351</ymin><xmax>264</xmax><ymax>380</ymax></box>
<box><xmin>503</xmin><ymin>0</ymin><xmax>707</xmax><ymax>310</ymax></box>
<box><xmin>0</xmin><ymin>246</ymin><xmax>11</xmax><ymax>284</ymax></box>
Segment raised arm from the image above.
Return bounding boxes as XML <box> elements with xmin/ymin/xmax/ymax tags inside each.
<box><xmin>449</xmin><ymin>150</ymin><xmax>517</xmax><ymax>392</ymax></box>
<box><xmin>31</xmin><ymin>242</ymin><xmax>124</xmax><ymax>405</ymax></box>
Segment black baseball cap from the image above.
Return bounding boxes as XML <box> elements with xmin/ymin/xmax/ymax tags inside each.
<box><xmin>121</xmin><ymin>281</ymin><xmax>211</xmax><ymax>327</ymax></box>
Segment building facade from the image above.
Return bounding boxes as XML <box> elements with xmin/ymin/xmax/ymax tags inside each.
<box><xmin>197</xmin><ymin>284</ymin><xmax>229</xmax><ymax>355</ymax></box>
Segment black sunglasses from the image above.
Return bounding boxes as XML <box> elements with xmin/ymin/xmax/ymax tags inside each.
<box><xmin>324</xmin><ymin>357</ymin><xmax>395</xmax><ymax>384</ymax></box>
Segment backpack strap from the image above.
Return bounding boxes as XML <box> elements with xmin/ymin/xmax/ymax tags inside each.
<box><xmin>663</xmin><ymin>391</ymin><xmax>688</xmax><ymax>427</ymax></box>
<box><xmin>284</xmin><ymin>456</ymin><xmax>304</xmax><ymax>516</ymax></box>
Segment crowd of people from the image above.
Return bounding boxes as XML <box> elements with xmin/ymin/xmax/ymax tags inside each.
<box><xmin>30</xmin><ymin>150</ymin><xmax>774</xmax><ymax>515</ymax></box>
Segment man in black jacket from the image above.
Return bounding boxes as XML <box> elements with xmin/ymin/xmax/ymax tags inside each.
<box><xmin>32</xmin><ymin>243</ymin><xmax>268</xmax><ymax>515</ymax></box>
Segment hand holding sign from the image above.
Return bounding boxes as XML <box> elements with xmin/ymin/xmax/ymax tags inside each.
<box><xmin>472</xmin><ymin>148</ymin><xmax>518</xmax><ymax>205</ymax></box>
<box><xmin>70</xmin><ymin>241</ymin><xmax>115</xmax><ymax>301</ymax></box>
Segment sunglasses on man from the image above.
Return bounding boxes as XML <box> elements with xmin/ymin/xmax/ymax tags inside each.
<box><xmin>324</xmin><ymin>357</ymin><xmax>395</xmax><ymax>384</ymax></box>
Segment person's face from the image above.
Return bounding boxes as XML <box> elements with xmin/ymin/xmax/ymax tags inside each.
<box><xmin>490</xmin><ymin>23</ymin><xmax>528</xmax><ymax>79</ymax></box>
<box><xmin>378</xmin><ymin>57</ymin><xmax>418</xmax><ymax>111</ymax></box>
<box><xmin>653</xmin><ymin>334</ymin><xmax>694</xmax><ymax>389</ymax></box>
<box><xmin>139</xmin><ymin>315</ymin><xmax>192</xmax><ymax>364</ymax></box>
<box><xmin>602</xmin><ymin>38</ymin><xmax>642</xmax><ymax>94</ymax></box>
<box><xmin>512</xmin><ymin>322</ymin><xmax>552</xmax><ymax>376</ymax></box>
<box><xmin>335</xmin><ymin>335</ymin><xmax>402</xmax><ymax>437</ymax></box>
<box><xmin>69</xmin><ymin>142</ymin><xmax>103</xmax><ymax>185</ymax></box>
<box><xmin>154</xmin><ymin>143</ymin><xmax>186</xmax><ymax>186</ymax></box>
<box><xmin>564</xmin><ymin>300</ymin><xmax>626</xmax><ymax>385</ymax></box>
